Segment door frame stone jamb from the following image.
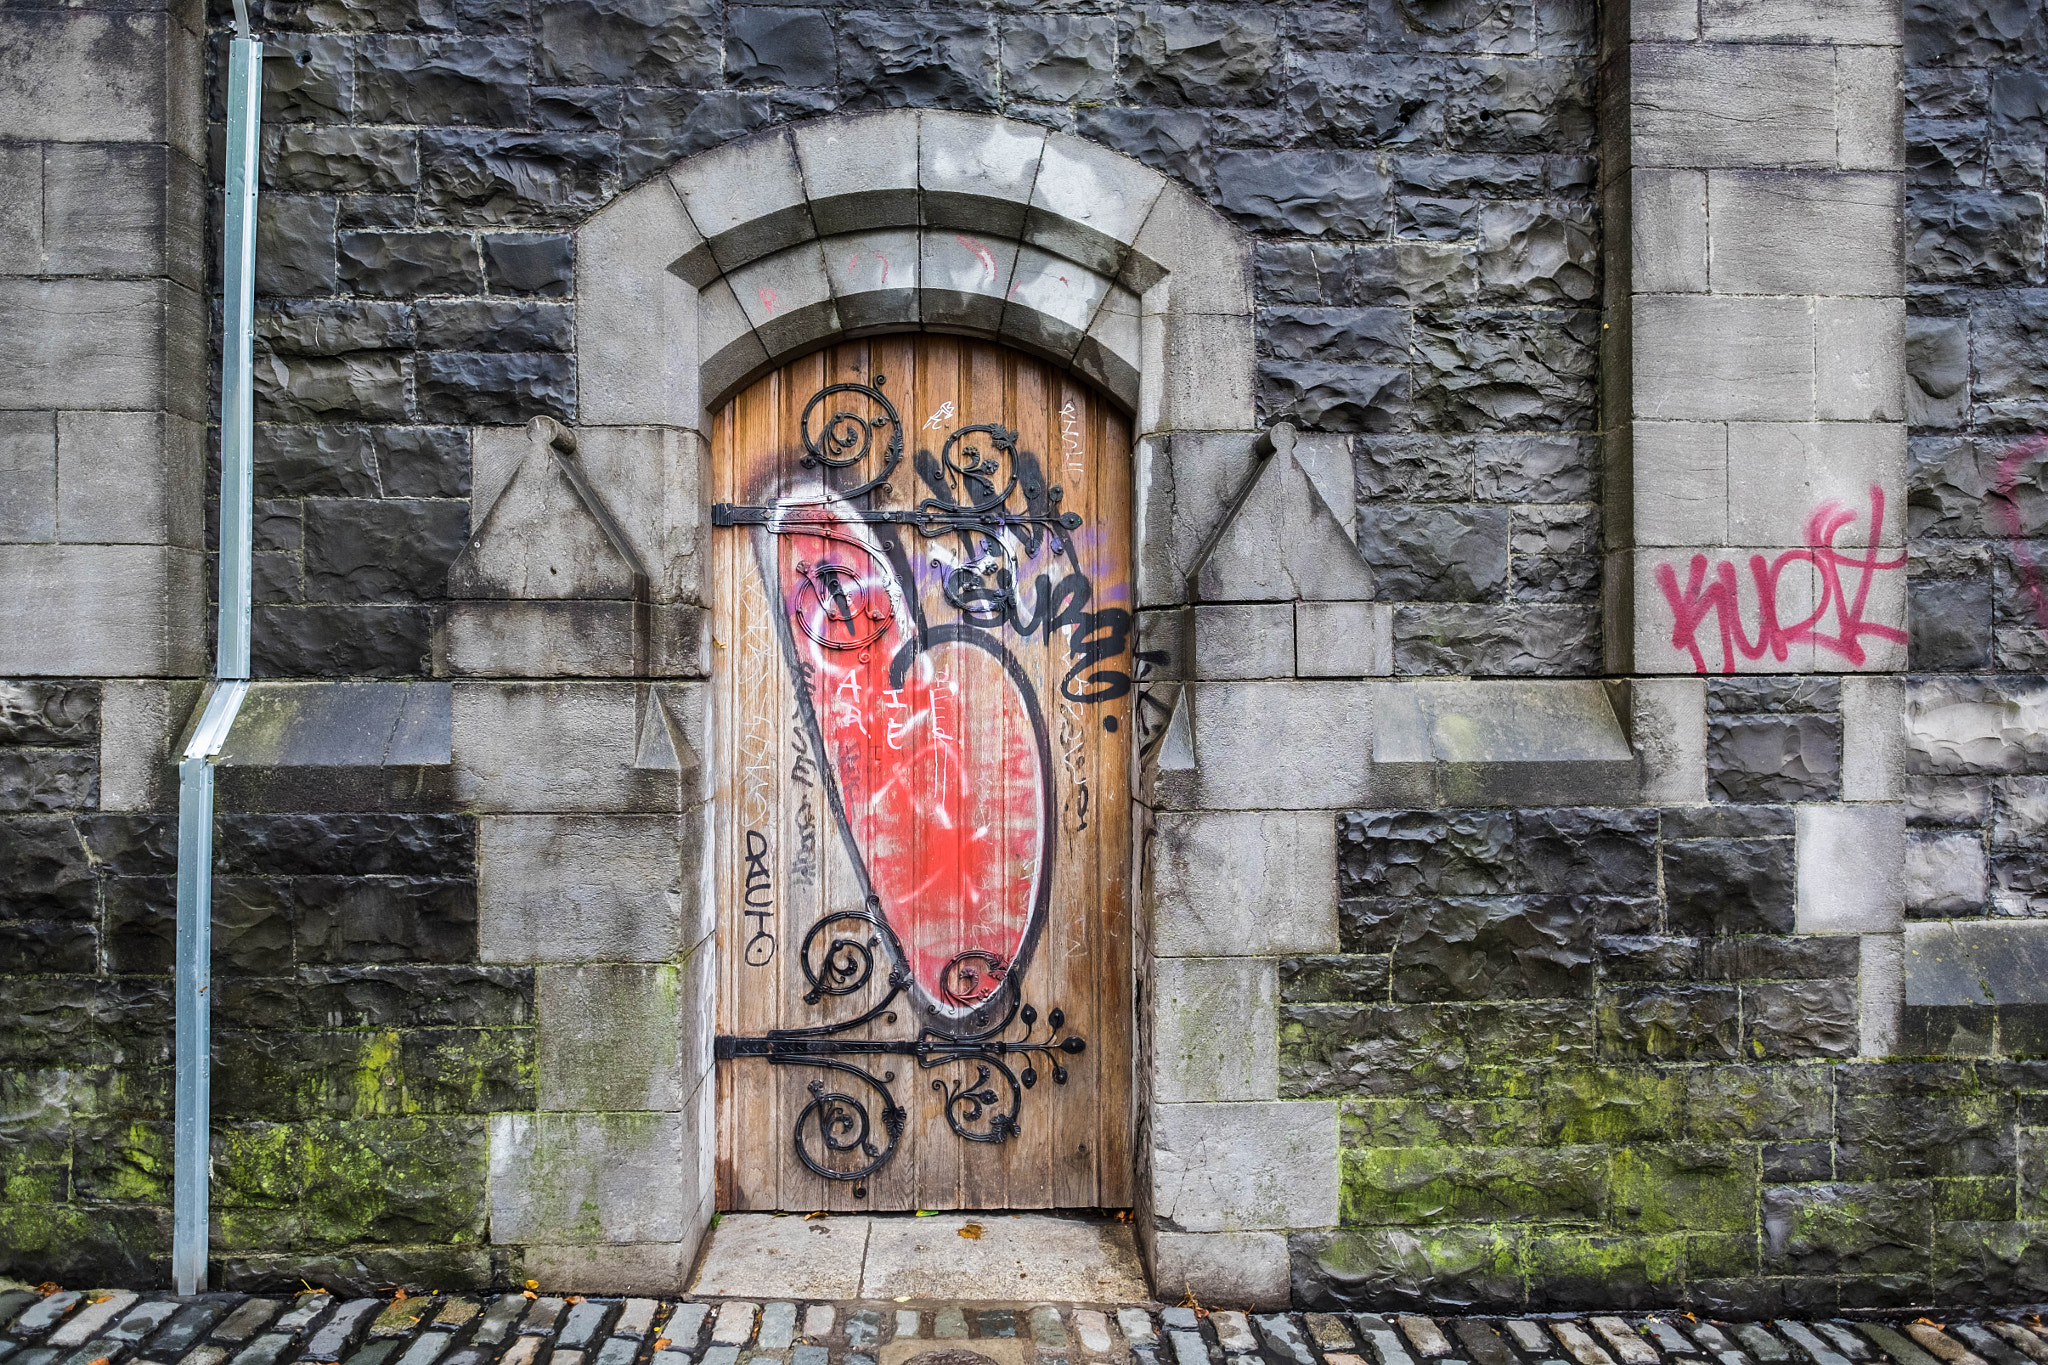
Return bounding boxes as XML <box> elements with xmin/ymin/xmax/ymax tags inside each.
<box><xmin>546</xmin><ymin>107</ymin><xmax>1263</xmax><ymax>1294</ymax></box>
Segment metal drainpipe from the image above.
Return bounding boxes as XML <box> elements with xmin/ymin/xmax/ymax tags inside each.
<box><xmin>173</xmin><ymin>0</ymin><xmax>261</xmax><ymax>1296</ymax></box>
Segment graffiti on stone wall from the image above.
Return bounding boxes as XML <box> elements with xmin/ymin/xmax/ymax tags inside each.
<box><xmin>1654</xmin><ymin>485</ymin><xmax>1907</xmax><ymax>674</ymax></box>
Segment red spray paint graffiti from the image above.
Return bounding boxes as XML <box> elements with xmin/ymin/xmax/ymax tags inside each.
<box><xmin>1994</xmin><ymin>435</ymin><xmax>2048</xmax><ymax>633</ymax></box>
<box><xmin>1654</xmin><ymin>485</ymin><xmax>1907</xmax><ymax>674</ymax></box>
<box><xmin>766</xmin><ymin>502</ymin><xmax>1048</xmax><ymax>1026</ymax></box>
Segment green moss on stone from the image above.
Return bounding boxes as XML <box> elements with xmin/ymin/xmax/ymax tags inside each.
<box><xmin>1608</xmin><ymin>1143</ymin><xmax>1758</xmax><ymax>1235</ymax></box>
<box><xmin>1541</xmin><ymin>1068</ymin><xmax>1686</xmax><ymax>1144</ymax></box>
<box><xmin>1341</xmin><ymin>1145</ymin><xmax>1607</xmax><ymax>1226</ymax></box>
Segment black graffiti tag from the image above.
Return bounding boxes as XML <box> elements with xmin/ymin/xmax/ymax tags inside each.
<box><xmin>743</xmin><ymin>829</ymin><xmax>775</xmax><ymax>966</ymax></box>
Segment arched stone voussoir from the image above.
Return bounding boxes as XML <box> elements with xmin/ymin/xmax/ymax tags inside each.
<box><xmin>693</xmin><ymin>227</ymin><xmax>1144</xmax><ymax>412</ymax></box>
<box><xmin>573</xmin><ymin>110</ymin><xmax>1249</xmax><ymax>429</ymax></box>
<box><xmin>656</xmin><ymin>110</ymin><xmax>1230</xmax><ymax>307</ymax></box>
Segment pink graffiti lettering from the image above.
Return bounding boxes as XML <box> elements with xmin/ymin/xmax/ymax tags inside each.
<box><xmin>757</xmin><ymin>286</ymin><xmax>779</xmax><ymax>316</ymax></box>
<box><xmin>1654</xmin><ymin>485</ymin><xmax>1907</xmax><ymax>674</ymax></box>
<box><xmin>955</xmin><ymin>233</ymin><xmax>997</xmax><ymax>285</ymax></box>
<box><xmin>1994</xmin><ymin>435</ymin><xmax>2048</xmax><ymax>633</ymax></box>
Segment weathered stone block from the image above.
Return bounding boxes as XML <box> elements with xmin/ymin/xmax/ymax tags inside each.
<box><xmin>1632</xmin><ymin>168</ymin><xmax>1708</xmax><ymax>293</ymax></box>
<box><xmin>577</xmin><ymin>177</ymin><xmax>702</xmax><ymax>429</ymax></box>
<box><xmin>669</xmin><ymin>129</ymin><xmax>810</xmax><ymax>283</ymax></box>
<box><xmin>1186</xmin><ymin>680</ymin><xmax>1374</xmax><ymax>810</ymax></box>
<box><xmin>99</xmin><ymin>679</ymin><xmax>199</xmax><ymax>813</ymax></box>
<box><xmin>1153</xmin><ymin>957</ymin><xmax>1279</xmax><ymax>1103</ymax></box>
<box><xmin>726</xmin><ymin>6</ymin><xmax>837</xmax><ymax>88</ymax></box>
<box><xmin>0</xmin><ymin>412</ymin><xmax>57</xmax><ymax>545</ymax></box>
<box><xmin>1795</xmin><ymin>802</ymin><xmax>1906</xmax><ymax>934</ymax></box>
<box><xmin>1153</xmin><ymin>1231</ymin><xmax>1289</xmax><ymax>1311</ymax></box>
<box><xmin>1289</xmin><ymin>1226</ymin><xmax>1521</xmax><ymax>1313</ymax></box>
<box><xmin>1295</xmin><ymin>601</ymin><xmax>1394</xmax><ymax>678</ymax></box>
<box><xmin>1391</xmin><ymin>895</ymin><xmax>1599</xmax><ymax>1001</ymax></box>
<box><xmin>534</xmin><ymin>0</ymin><xmax>717</xmax><ymax>87</ymax></box>
<box><xmin>1598</xmin><ymin>983</ymin><xmax>1742</xmax><ymax>1059</ymax></box>
<box><xmin>1392</xmin><ymin>603</ymin><xmax>1600</xmax><ymax>675</ymax></box>
<box><xmin>1000</xmin><ymin>12</ymin><xmax>1116</xmax><ymax>105</ymax></box>
<box><xmin>838</xmin><ymin>12</ymin><xmax>997</xmax><ymax>114</ymax></box>
<box><xmin>1150</xmin><ymin>810</ymin><xmax>1338</xmax><ymax>957</ymax></box>
<box><xmin>487</xmin><ymin>1110</ymin><xmax>698</xmax><ymax>1245</ymax></box>
<box><xmin>267</xmin><ymin>126</ymin><xmax>419</xmax><ymax>196</ymax></box>
<box><xmin>1152</xmin><ymin>1099</ymin><xmax>1339</xmax><ymax>1232</ymax></box>
<box><xmin>1907</xmin><ymin>828</ymin><xmax>1986</xmax><ymax>913</ymax></box>
<box><xmin>479</xmin><ymin>814</ymin><xmax>696</xmax><ymax>963</ymax></box>
<box><xmin>537</xmin><ymin>963</ymin><xmax>694</xmax><ymax>1112</ymax></box>
<box><xmin>1709</xmin><ymin>713</ymin><xmax>1843</xmax><ymax>803</ymax></box>
<box><xmin>1191</xmin><ymin>602</ymin><xmax>1294</xmax><ymax>680</ymax></box>
<box><xmin>354</xmin><ymin>35</ymin><xmax>529</xmax><ymax>127</ymax></box>
<box><xmin>1905</xmin><ymin>920</ymin><xmax>2048</xmax><ymax>1005</ymax></box>
<box><xmin>1664</xmin><ymin>836</ymin><xmax>1797</xmax><ymax>934</ymax></box>
<box><xmin>1631</xmin><ymin>42</ymin><xmax>1839</xmax><ymax>169</ymax></box>
<box><xmin>0</xmin><ymin>279</ymin><xmax>204</xmax><ymax>418</ymax></box>
<box><xmin>1629</xmin><ymin>676</ymin><xmax>1708</xmax><ymax>803</ymax></box>
<box><xmin>1816</xmin><ymin>298</ymin><xmax>1908</xmax><ymax>423</ymax></box>
<box><xmin>1725</xmin><ymin>421</ymin><xmax>1906</xmax><ymax>549</ymax></box>
<box><xmin>43</xmin><ymin>143</ymin><xmax>203</xmax><ymax>286</ymax></box>
<box><xmin>1708</xmin><ymin>171</ymin><xmax>1903</xmax><ymax>295</ymax></box>
<box><xmin>0</xmin><ymin>545</ymin><xmax>204</xmax><ymax>677</ymax></box>
<box><xmin>1281</xmin><ymin>998</ymin><xmax>1597</xmax><ymax>1096</ymax></box>
<box><xmin>1632</xmin><ymin>294</ymin><xmax>1814</xmax><ymax>422</ymax></box>
<box><xmin>1196</xmin><ymin>443</ymin><xmax>1375</xmax><ymax>602</ymax></box>
<box><xmin>792</xmin><ymin>112</ymin><xmax>918</xmax><ymax>238</ymax></box>
<box><xmin>1025</xmin><ymin>132</ymin><xmax>1164</xmax><ymax>279</ymax></box>
<box><xmin>0</xmin><ymin>12</ymin><xmax>179</xmax><ymax>144</ymax></box>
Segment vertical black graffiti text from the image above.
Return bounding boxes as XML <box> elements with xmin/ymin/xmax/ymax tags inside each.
<box><xmin>743</xmin><ymin>829</ymin><xmax>775</xmax><ymax>966</ymax></box>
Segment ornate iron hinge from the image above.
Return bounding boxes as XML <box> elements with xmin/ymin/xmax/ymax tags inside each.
<box><xmin>715</xmin><ymin>914</ymin><xmax>1086</xmax><ymax>1199</ymax></box>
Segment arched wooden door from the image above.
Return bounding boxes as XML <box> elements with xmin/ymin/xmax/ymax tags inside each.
<box><xmin>710</xmin><ymin>337</ymin><xmax>1136</xmax><ymax>1212</ymax></box>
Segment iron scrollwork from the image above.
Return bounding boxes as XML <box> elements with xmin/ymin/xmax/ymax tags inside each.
<box><xmin>714</xmin><ymin>953</ymin><xmax>1088</xmax><ymax>1197</ymax></box>
<box><xmin>712</xmin><ymin>375</ymin><xmax>1084</xmax><ymax>628</ymax></box>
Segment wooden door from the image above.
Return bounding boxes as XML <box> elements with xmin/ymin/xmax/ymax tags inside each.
<box><xmin>710</xmin><ymin>337</ymin><xmax>1135</xmax><ymax>1212</ymax></box>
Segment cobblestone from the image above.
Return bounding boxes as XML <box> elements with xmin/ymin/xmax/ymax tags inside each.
<box><xmin>6</xmin><ymin>1280</ymin><xmax>2048</xmax><ymax>1365</ymax></box>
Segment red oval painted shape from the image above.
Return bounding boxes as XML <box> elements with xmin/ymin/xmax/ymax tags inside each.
<box><xmin>776</xmin><ymin>512</ymin><xmax>1046</xmax><ymax>1027</ymax></box>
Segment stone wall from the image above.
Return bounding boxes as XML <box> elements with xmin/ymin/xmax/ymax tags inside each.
<box><xmin>1901</xmin><ymin>0</ymin><xmax>2048</xmax><ymax>940</ymax></box>
<box><xmin>9</xmin><ymin>0</ymin><xmax>2048</xmax><ymax>1316</ymax></box>
<box><xmin>241</xmin><ymin>0</ymin><xmax>1602</xmax><ymax>679</ymax></box>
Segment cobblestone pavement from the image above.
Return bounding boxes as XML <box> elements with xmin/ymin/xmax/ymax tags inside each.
<box><xmin>3</xmin><ymin>1286</ymin><xmax>2048</xmax><ymax>1365</ymax></box>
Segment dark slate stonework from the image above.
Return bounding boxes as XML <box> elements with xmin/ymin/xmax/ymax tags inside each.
<box><xmin>231</xmin><ymin>0</ymin><xmax>1600</xmax><ymax>680</ymax></box>
<box><xmin>0</xmin><ymin>677</ymin><xmax>522</xmax><ymax>1284</ymax></box>
<box><xmin>1904</xmin><ymin>0</ymin><xmax>2048</xmax><ymax>925</ymax></box>
<box><xmin>1295</xmin><ymin>805</ymin><xmax>2047</xmax><ymax>1310</ymax></box>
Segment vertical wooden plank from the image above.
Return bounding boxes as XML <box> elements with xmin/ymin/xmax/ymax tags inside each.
<box><xmin>714</xmin><ymin>335</ymin><xmax>1136</xmax><ymax>1216</ymax></box>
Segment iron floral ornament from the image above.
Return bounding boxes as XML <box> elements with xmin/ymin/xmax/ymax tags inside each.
<box><xmin>712</xmin><ymin>373</ymin><xmax>1091</xmax><ymax>1197</ymax></box>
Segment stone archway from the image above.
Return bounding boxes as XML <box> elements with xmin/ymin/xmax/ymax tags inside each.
<box><xmin>460</xmin><ymin>109</ymin><xmax>1358</xmax><ymax>1302</ymax></box>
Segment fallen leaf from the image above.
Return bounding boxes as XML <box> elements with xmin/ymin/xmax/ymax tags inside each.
<box><xmin>805</xmin><ymin>1211</ymin><xmax>827</xmax><ymax>1220</ymax></box>
<box><xmin>34</xmin><ymin>1284</ymin><xmax>60</xmax><ymax>1297</ymax></box>
<box><xmin>392</xmin><ymin>1289</ymin><xmax>408</xmax><ymax>1303</ymax></box>
<box><xmin>915</xmin><ymin>1210</ymin><xmax>937</xmax><ymax>1217</ymax></box>
<box><xmin>567</xmin><ymin>1297</ymin><xmax>585</xmax><ymax>1305</ymax></box>
<box><xmin>523</xmin><ymin>1292</ymin><xmax>537</xmax><ymax>1301</ymax></box>
<box><xmin>959</xmin><ymin>1222</ymin><xmax>984</xmax><ymax>1240</ymax></box>
<box><xmin>653</xmin><ymin>1341</ymin><xmax>670</xmax><ymax>1352</ymax></box>
<box><xmin>893</xmin><ymin>1298</ymin><xmax>910</xmax><ymax>1305</ymax></box>
<box><xmin>86</xmin><ymin>1357</ymin><xmax>109</xmax><ymax>1365</ymax></box>
<box><xmin>525</xmin><ymin>1280</ymin><xmax>539</xmax><ymax>1291</ymax></box>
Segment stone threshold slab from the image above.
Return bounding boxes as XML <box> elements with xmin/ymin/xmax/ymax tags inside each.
<box><xmin>688</xmin><ymin>1211</ymin><xmax>1150</xmax><ymax>1303</ymax></box>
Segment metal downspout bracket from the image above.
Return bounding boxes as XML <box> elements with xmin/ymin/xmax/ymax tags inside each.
<box><xmin>174</xmin><ymin>2</ymin><xmax>261</xmax><ymax>1296</ymax></box>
